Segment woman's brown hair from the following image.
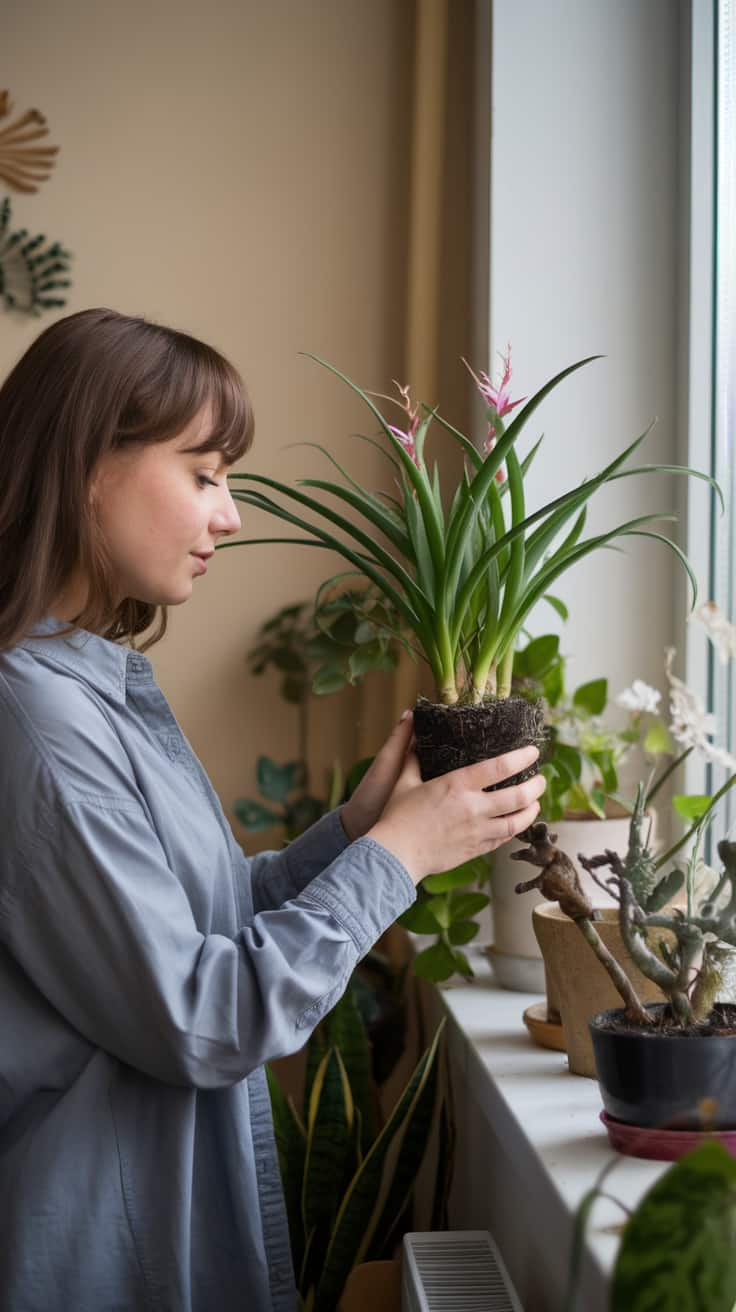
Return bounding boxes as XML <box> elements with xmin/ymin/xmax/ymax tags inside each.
<box><xmin>0</xmin><ymin>307</ymin><xmax>254</xmax><ymax>651</ymax></box>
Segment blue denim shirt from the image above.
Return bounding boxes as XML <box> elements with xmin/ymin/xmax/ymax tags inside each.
<box><xmin>0</xmin><ymin>621</ymin><xmax>415</xmax><ymax>1312</ymax></box>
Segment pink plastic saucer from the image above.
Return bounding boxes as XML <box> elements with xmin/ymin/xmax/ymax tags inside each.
<box><xmin>600</xmin><ymin>1110</ymin><xmax>736</xmax><ymax>1161</ymax></box>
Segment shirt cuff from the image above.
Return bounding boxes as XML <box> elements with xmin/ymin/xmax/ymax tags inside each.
<box><xmin>297</xmin><ymin>836</ymin><xmax>416</xmax><ymax>957</ymax></box>
<box><xmin>281</xmin><ymin>806</ymin><xmax>351</xmax><ymax>892</ymax></box>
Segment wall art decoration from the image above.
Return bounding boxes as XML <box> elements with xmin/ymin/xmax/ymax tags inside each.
<box><xmin>0</xmin><ymin>89</ymin><xmax>72</xmax><ymax>315</ymax></box>
<box><xmin>0</xmin><ymin>197</ymin><xmax>72</xmax><ymax>313</ymax></box>
<box><xmin>0</xmin><ymin>89</ymin><xmax>58</xmax><ymax>193</ymax></box>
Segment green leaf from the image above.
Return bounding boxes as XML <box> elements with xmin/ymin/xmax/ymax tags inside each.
<box><xmin>448</xmin><ymin>920</ymin><xmax>479</xmax><ymax>945</ymax></box>
<box><xmin>266</xmin><ymin>1065</ymin><xmax>307</xmax><ymax>1277</ymax></box>
<box><xmin>619</xmin><ymin>726</ymin><xmax>642</xmax><ymax>744</ymax></box>
<box><xmin>611</xmin><ymin>1143</ymin><xmax>736</xmax><ymax>1312</ymax></box>
<box><xmin>257</xmin><ymin>756</ymin><xmax>299</xmax><ymax>803</ymax></box>
<box><xmin>590</xmin><ymin>786</ymin><xmax>607</xmax><ymax>818</ymax></box>
<box><xmin>428</xmin><ymin>895</ymin><xmax>450</xmax><ymax>930</ymax></box>
<box><xmin>561</xmin><ymin>782</ymin><xmax>594</xmax><ymax>814</ymax></box>
<box><xmin>540</xmin><ymin>792</ymin><xmax>565</xmax><ymax>822</ymax></box>
<box><xmin>411</xmin><ymin>941</ymin><xmax>458</xmax><ymax>982</ymax></box>
<box><xmin>552</xmin><ymin>742</ymin><xmax>583</xmax><ymax>783</ymax></box>
<box><xmin>643</xmin><ymin>718</ymin><xmax>675</xmax><ymax>756</ymax></box>
<box><xmin>423</xmin><ymin>860</ymin><xmax>481</xmax><ymax>893</ymax></box>
<box><xmin>672</xmin><ymin>794</ymin><xmax>713</xmax><ymax>822</ymax></box>
<box><xmin>450</xmin><ymin>891</ymin><xmax>490</xmax><ymax>920</ymax></box>
<box><xmin>302</xmin><ymin>1048</ymin><xmax>354</xmax><ymax>1237</ymax></box>
<box><xmin>543</xmin><ymin>593</ymin><xmax>569</xmax><ymax>621</ymax></box>
<box><xmin>397</xmin><ymin>901</ymin><xmax>443</xmax><ymax>934</ymax></box>
<box><xmin>312</xmin><ymin>666</ymin><xmax>348</xmax><ymax>695</ymax></box>
<box><xmin>348</xmin><ymin>643</ymin><xmax>397</xmax><ymax>680</ymax></box>
<box><xmin>449</xmin><ymin>948</ymin><xmax>473</xmax><ymax>978</ymax></box>
<box><xmin>572</xmin><ymin>678</ymin><xmax>608</xmax><ymax>715</ymax></box>
<box><xmin>520</xmin><ymin>633</ymin><xmax>560</xmax><ymax>677</ymax></box>
<box><xmin>590</xmin><ymin>749</ymin><xmax>618</xmax><ymax>794</ymax></box>
<box><xmin>542</xmin><ymin>660</ymin><xmax>564</xmax><ymax>707</ymax></box>
<box><xmin>353</xmin><ymin>620</ymin><xmax>378</xmax><ymax>643</ymax></box>
<box><xmin>233</xmin><ymin>798</ymin><xmax>282</xmax><ymax>831</ymax></box>
<box><xmin>304</xmin><ymin>986</ymin><xmax>375</xmax><ymax>1154</ymax></box>
<box><xmin>270</xmin><ymin>646</ymin><xmax>307</xmax><ymax>673</ymax></box>
<box><xmin>364</xmin><ymin>1028</ymin><xmax>444</xmax><ymax>1260</ymax></box>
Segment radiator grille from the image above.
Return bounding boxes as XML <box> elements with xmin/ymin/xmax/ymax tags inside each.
<box><xmin>402</xmin><ymin>1231</ymin><xmax>523</xmax><ymax>1312</ymax></box>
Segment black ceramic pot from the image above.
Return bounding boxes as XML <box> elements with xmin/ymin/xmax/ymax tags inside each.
<box><xmin>589</xmin><ymin>1004</ymin><xmax>736</xmax><ymax>1130</ymax></box>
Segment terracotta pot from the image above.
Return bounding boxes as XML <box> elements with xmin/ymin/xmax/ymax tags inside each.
<box><xmin>337</xmin><ymin>1259</ymin><xmax>401</xmax><ymax>1312</ymax></box>
<box><xmin>487</xmin><ymin>804</ymin><xmax>656</xmax><ymax>993</ymax></box>
<box><xmin>532</xmin><ymin>903</ymin><xmax>672</xmax><ymax>1077</ymax></box>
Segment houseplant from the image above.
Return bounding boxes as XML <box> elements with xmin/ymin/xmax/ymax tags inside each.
<box><xmin>512</xmin><ymin>759</ymin><xmax>736</xmax><ymax>1143</ymax></box>
<box><xmin>235</xmin><ymin>588</ymin><xmax>400</xmax><ymax>840</ymax></box>
<box><xmin>514</xmin><ymin>611</ymin><xmax>736</xmax><ymax>1075</ymax></box>
<box><xmin>267</xmin><ymin>982</ymin><xmax>450</xmax><ymax>1312</ymax></box>
<box><xmin>480</xmin><ymin>630</ymin><xmax>656</xmax><ymax>993</ymax></box>
<box><xmin>566</xmin><ymin>1141</ymin><xmax>736</xmax><ymax>1310</ymax></box>
<box><xmin>225</xmin><ymin>349</ymin><xmax>712</xmax><ymax>789</ymax></box>
<box><xmin>236</xmin><ymin>590</ymin><xmax>494</xmax><ymax>984</ymax></box>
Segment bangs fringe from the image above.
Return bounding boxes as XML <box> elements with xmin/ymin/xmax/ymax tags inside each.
<box><xmin>191</xmin><ymin>352</ymin><xmax>254</xmax><ymax>465</ymax></box>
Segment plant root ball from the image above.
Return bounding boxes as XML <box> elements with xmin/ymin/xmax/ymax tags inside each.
<box><xmin>412</xmin><ymin>695</ymin><xmax>546</xmax><ymax>790</ymax></box>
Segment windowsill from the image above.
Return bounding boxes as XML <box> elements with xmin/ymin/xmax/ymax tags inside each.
<box><xmin>429</xmin><ymin>948</ymin><xmax>669</xmax><ymax>1311</ymax></box>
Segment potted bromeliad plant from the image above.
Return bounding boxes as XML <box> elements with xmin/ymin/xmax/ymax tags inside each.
<box><xmin>226</xmin><ymin>347</ymin><xmax>711</xmax><ymax>781</ymax></box>
<box><xmin>225</xmin><ymin>348</ymin><xmax>717</xmax><ymax>1006</ymax></box>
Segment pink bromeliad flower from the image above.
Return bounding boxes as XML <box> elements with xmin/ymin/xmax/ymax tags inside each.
<box><xmin>464</xmin><ymin>346</ymin><xmax>526</xmax><ymax>476</ymax></box>
<box><xmin>386</xmin><ymin>380</ymin><xmax>421</xmax><ymax>467</ymax></box>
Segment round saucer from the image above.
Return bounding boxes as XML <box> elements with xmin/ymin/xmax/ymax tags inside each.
<box><xmin>523</xmin><ymin>1001</ymin><xmax>566</xmax><ymax>1052</ymax></box>
<box><xmin>600</xmin><ymin>1110</ymin><xmax>736</xmax><ymax>1161</ymax></box>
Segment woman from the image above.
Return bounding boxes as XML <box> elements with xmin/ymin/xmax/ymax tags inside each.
<box><xmin>0</xmin><ymin>308</ymin><xmax>544</xmax><ymax>1312</ymax></box>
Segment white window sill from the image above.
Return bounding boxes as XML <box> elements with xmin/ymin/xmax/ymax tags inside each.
<box><xmin>429</xmin><ymin>948</ymin><xmax>669</xmax><ymax>1311</ymax></box>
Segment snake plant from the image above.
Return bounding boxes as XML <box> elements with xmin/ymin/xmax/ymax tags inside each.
<box><xmin>267</xmin><ymin>986</ymin><xmax>449</xmax><ymax>1311</ymax></box>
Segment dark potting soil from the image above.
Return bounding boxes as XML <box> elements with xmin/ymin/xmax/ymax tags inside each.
<box><xmin>594</xmin><ymin>1003</ymin><xmax>736</xmax><ymax>1040</ymax></box>
<box><xmin>412</xmin><ymin>695</ymin><xmax>546</xmax><ymax>789</ymax></box>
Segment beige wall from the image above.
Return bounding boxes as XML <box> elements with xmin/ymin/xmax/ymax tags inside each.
<box><xmin>2</xmin><ymin>0</ymin><xmax>460</xmax><ymax>840</ymax></box>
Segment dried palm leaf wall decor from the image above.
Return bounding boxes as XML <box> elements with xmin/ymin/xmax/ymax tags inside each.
<box><xmin>0</xmin><ymin>89</ymin><xmax>72</xmax><ymax>315</ymax></box>
<box><xmin>0</xmin><ymin>89</ymin><xmax>58</xmax><ymax>193</ymax></box>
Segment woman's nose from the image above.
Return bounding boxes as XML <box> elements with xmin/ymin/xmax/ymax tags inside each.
<box><xmin>211</xmin><ymin>485</ymin><xmax>242</xmax><ymax>537</ymax></box>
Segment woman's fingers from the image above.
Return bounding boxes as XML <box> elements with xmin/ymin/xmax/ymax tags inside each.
<box><xmin>459</xmin><ymin>744</ymin><xmax>540</xmax><ymax>790</ymax></box>
<box><xmin>486</xmin><ymin>798</ymin><xmax>544</xmax><ymax>848</ymax></box>
<box><xmin>486</xmin><ymin>771</ymin><xmax>546</xmax><ymax>817</ymax></box>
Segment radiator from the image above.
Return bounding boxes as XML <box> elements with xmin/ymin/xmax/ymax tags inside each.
<box><xmin>402</xmin><ymin>1230</ymin><xmax>524</xmax><ymax>1312</ymax></box>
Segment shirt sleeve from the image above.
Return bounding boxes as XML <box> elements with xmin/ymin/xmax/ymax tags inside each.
<box><xmin>0</xmin><ymin>780</ymin><xmax>414</xmax><ymax>1092</ymax></box>
<box><xmin>246</xmin><ymin>806</ymin><xmax>353</xmax><ymax>912</ymax></box>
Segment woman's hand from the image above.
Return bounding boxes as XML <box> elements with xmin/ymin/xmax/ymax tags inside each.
<box><xmin>340</xmin><ymin>711</ymin><xmax>415</xmax><ymax>842</ymax></box>
<box><xmin>366</xmin><ymin>744</ymin><xmax>545</xmax><ymax>886</ymax></box>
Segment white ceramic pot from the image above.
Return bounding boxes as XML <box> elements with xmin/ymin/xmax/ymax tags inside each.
<box><xmin>487</xmin><ymin>805</ymin><xmax>656</xmax><ymax>993</ymax></box>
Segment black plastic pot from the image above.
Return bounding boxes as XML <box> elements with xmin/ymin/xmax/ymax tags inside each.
<box><xmin>590</xmin><ymin>1005</ymin><xmax>736</xmax><ymax>1130</ymax></box>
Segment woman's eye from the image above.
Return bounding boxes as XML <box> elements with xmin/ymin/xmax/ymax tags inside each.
<box><xmin>196</xmin><ymin>474</ymin><xmax>219</xmax><ymax>489</ymax></box>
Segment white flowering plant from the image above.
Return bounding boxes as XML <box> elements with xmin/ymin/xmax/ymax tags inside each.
<box><xmin>612</xmin><ymin>602</ymin><xmax>736</xmax><ymax>866</ymax></box>
<box><xmin>513</xmin><ymin>609</ymin><xmax>736</xmax><ymax>1029</ymax></box>
<box><xmin>509</xmin><ymin>603</ymin><xmax>736</xmax><ymax>832</ymax></box>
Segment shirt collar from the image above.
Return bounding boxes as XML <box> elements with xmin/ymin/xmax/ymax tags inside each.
<box><xmin>19</xmin><ymin>617</ymin><xmax>152</xmax><ymax>706</ymax></box>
